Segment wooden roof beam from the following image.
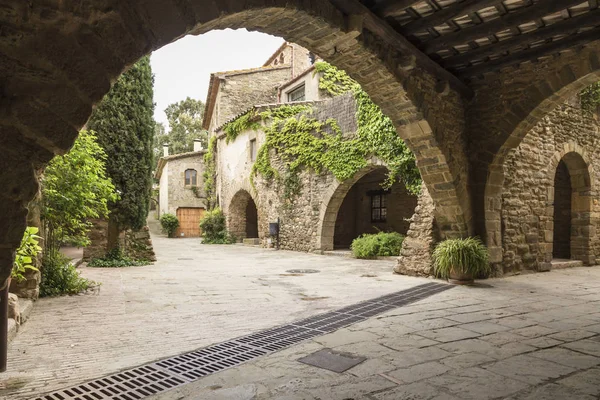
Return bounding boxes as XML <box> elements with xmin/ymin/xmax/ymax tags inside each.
<box><xmin>328</xmin><ymin>0</ymin><xmax>473</xmax><ymax>98</ymax></box>
<box><xmin>457</xmin><ymin>27</ymin><xmax>600</xmax><ymax>78</ymax></box>
<box><xmin>372</xmin><ymin>0</ymin><xmax>422</xmax><ymax>17</ymax></box>
<box><xmin>442</xmin><ymin>8</ymin><xmax>600</xmax><ymax>69</ymax></box>
<box><xmin>422</xmin><ymin>0</ymin><xmax>587</xmax><ymax>54</ymax></box>
<box><xmin>402</xmin><ymin>0</ymin><xmax>500</xmax><ymax>35</ymax></box>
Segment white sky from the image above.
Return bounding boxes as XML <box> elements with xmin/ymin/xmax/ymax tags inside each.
<box><xmin>151</xmin><ymin>29</ymin><xmax>285</xmax><ymax>126</ymax></box>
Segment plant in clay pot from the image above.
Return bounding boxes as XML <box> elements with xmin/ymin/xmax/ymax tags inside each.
<box><xmin>432</xmin><ymin>237</ymin><xmax>490</xmax><ymax>285</ymax></box>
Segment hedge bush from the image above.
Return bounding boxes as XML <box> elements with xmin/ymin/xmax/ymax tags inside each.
<box><xmin>200</xmin><ymin>208</ymin><xmax>235</xmax><ymax>244</ymax></box>
<box><xmin>160</xmin><ymin>213</ymin><xmax>180</xmax><ymax>238</ymax></box>
<box><xmin>40</xmin><ymin>250</ymin><xmax>95</xmax><ymax>297</ymax></box>
<box><xmin>351</xmin><ymin>232</ymin><xmax>405</xmax><ymax>259</ymax></box>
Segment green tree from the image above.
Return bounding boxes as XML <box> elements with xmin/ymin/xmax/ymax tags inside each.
<box><xmin>164</xmin><ymin>97</ymin><xmax>208</xmax><ymax>154</ymax></box>
<box><xmin>41</xmin><ymin>130</ymin><xmax>118</xmax><ymax>252</ymax></box>
<box><xmin>86</xmin><ymin>55</ymin><xmax>155</xmax><ymax>250</ymax></box>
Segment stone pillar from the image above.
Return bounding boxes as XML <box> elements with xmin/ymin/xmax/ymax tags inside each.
<box><xmin>83</xmin><ymin>219</ymin><xmax>109</xmax><ymax>261</ymax></box>
<box><xmin>124</xmin><ymin>227</ymin><xmax>157</xmax><ymax>262</ymax></box>
<box><xmin>394</xmin><ymin>185</ymin><xmax>439</xmax><ymax>277</ymax></box>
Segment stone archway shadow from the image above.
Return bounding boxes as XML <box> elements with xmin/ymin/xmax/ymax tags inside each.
<box><xmin>227</xmin><ymin>188</ymin><xmax>263</xmax><ymax>241</ymax></box>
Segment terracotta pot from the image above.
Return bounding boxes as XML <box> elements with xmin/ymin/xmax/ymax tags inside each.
<box><xmin>448</xmin><ymin>267</ymin><xmax>474</xmax><ymax>285</ymax></box>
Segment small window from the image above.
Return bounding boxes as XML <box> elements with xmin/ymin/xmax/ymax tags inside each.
<box><xmin>185</xmin><ymin>169</ymin><xmax>197</xmax><ymax>186</ymax></box>
<box><xmin>250</xmin><ymin>139</ymin><xmax>257</xmax><ymax>162</ymax></box>
<box><xmin>287</xmin><ymin>84</ymin><xmax>306</xmax><ymax>102</ymax></box>
<box><xmin>370</xmin><ymin>192</ymin><xmax>387</xmax><ymax>223</ymax></box>
<box><xmin>279</xmin><ymin>53</ymin><xmax>285</xmax><ymax>64</ymax></box>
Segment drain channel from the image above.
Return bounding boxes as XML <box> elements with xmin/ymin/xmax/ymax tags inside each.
<box><xmin>33</xmin><ymin>282</ymin><xmax>451</xmax><ymax>400</ymax></box>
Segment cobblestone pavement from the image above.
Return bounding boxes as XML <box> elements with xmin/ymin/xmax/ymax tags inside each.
<box><xmin>2</xmin><ymin>223</ymin><xmax>427</xmax><ymax>399</ymax></box>
<box><xmin>151</xmin><ymin>267</ymin><xmax>600</xmax><ymax>400</ymax></box>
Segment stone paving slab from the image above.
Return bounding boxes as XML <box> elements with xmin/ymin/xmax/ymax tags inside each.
<box><xmin>141</xmin><ymin>266</ymin><xmax>600</xmax><ymax>400</ymax></box>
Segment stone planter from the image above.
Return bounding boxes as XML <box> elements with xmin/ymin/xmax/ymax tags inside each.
<box><xmin>448</xmin><ymin>267</ymin><xmax>474</xmax><ymax>285</ymax></box>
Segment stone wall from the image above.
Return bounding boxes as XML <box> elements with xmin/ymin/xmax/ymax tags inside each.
<box><xmin>84</xmin><ymin>219</ymin><xmax>157</xmax><ymax>262</ymax></box>
<box><xmin>395</xmin><ymin>185</ymin><xmax>439</xmax><ymax>277</ymax></box>
<box><xmin>500</xmin><ymin>97</ymin><xmax>600</xmax><ymax>274</ymax></box>
<box><xmin>215</xmin><ymin>93</ymin><xmax>418</xmax><ymax>253</ymax></box>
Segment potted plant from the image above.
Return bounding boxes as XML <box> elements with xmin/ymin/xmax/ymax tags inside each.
<box><xmin>432</xmin><ymin>237</ymin><xmax>490</xmax><ymax>285</ymax></box>
<box><xmin>159</xmin><ymin>213</ymin><xmax>180</xmax><ymax>238</ymax></box>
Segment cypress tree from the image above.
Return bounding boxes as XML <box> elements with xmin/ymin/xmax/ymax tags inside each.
<box><xmin>87</xmin><ymin>55</ymin><xmax>155</xmax><ymax>250</ymax></box>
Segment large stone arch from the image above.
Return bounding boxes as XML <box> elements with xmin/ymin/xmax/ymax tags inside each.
<box><xmin>474</xmin><ymin>45</ymin><xmax>600</xmax><ymax>262</ymax></box>
<box><xmin>0</xmin><ymin>0</ymin><xmax>473</xmax><ymax>283</ymax></box>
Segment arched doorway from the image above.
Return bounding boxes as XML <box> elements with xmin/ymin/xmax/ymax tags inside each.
<box><xmin>322</xmin><ymin>167</ymin><xmax>418</xmax><ymax>250</ymax></box>
<box><xmin>550</xmin><ymin>152</ymin><xmax>594</xmax><ymax>265</ymax></box>
<box><xmin>228</xmin><ymin>190</ymin><xmax>260</xmax><ymax>241</ymax></box>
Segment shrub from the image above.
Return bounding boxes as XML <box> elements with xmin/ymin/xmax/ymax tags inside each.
<box><xmin>432</xmin><ymin>237</ymin><xmax>490</xmax><ymax>280</ymax></box>
<box><xmin>40</xmin><ymin>250</ymin><xmax>95</xmax><ymax>297</ymax></box>
<box><xmin>199</xmin><ymin>208</ymin><xmax>235</xmax><ymax>244</ymax></box>
<box><xmin>12</xmin><ymin>227</ymin><xmax>42</xmax><ymax>282</ymax></box>
<box><xmin>351</xmin><ymin>232</ymin><xmax>405</xmax><ymax>259</ymax></box>
<box><xmin>88</xmin><ymin>247</ymin><xmax>150</xmax><ymax>268</ymax></box>
<box><xmin>160</xmin><ymin>213</ymin><xmax>180</xmax><ymax>238</ymax></box>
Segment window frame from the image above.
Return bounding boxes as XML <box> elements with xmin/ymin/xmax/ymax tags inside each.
<box><xmin>249</xmin><ymin>139</ymin><xmax>257</xmax><ymax>162</ymax></box>
<box><xmin>368</xmin><ymin>190</ymin><xmax>390</xmax><ymax>223</ymax></box>
<box><xmin>287</xmin><ymin>84</ymin><xmax>306</xmax><ymax>102</ymax></box>
<box><xmin>185</xmin><ymin>169</ymin><xmax>198</xmax><ymax>187</ymax></box>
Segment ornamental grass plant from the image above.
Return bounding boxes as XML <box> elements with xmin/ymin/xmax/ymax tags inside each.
<box><xmin>432</xmin><ymin>237</ymin><xmax>490</xmax><ymax>280</ymax></box>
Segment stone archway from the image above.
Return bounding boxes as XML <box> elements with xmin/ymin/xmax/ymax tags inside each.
<box><xmin>483</xmin><ymin>67</ymin><xmax>600</xmax><ymax>264</ymax></box>
<box><xmin>545</xmin><ymin>148</ymin><xmax>595</xmax><ymax>267</ymax></box>
<box><xmin>0</xmin><ymin>0</ymin><xmax>476</xmax><ymax>282</ymax></box>
<box><xmin>318</xmin><ymin>163</ymin><xmax>418</xmax><ymax>251</ymax></box>
<box><xmin>228</xmin><ymin>189</ymin><xmax>261</xmax><ymax>241</ymax></box>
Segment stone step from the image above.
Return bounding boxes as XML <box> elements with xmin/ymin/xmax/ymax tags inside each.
<box><xmin>551</xmin><ymin>259</ymin><xmax>584</xmax><ymax>270</ymax></box>
<box><xmin>242</xmin><ymin>238</ymin><xmax>260</xmax><ymax>246</ymax></box>
<box><xmin>19</xmin><ymin>298</ymin><xmax>34</xmax><ymax>324</ymax></box>
<box><xmin>324</xmin><ymin>250</ymin><xmax>353</xmax><ymax>258</ymax></box>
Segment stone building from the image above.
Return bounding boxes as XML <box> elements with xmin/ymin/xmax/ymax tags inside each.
<box><xmin>155</xmin><ymin>140</ymin><xmax>207</xmax><ymax>238</ymax></box>
<box><xmin>202</xmin><ymin>45</ymin><xmax>419</xmax><ymax>251</ymax></box>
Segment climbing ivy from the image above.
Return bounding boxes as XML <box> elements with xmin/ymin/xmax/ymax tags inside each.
<box><xmin>580</xmin><ymin>82</ymin><xmax>600</xmax><ymax>114</ymax></box>
<box><xmin>228</xmin><ymin>62</ymin><xmax>421</xmax><ymax>202</ymax></box>
<box><xmin>203</xmin><ymin>135</ymin><xmax>217</xmax><ymax>209</ymax></box>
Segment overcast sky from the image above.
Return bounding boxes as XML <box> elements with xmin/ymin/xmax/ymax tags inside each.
<box><xmin>151</xmin><ymin>29</ymin><xmax>285</xmax><ymax>127</ymax></box>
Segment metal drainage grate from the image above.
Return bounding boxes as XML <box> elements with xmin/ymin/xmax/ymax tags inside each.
<box><xmin>36</xmin><ymin>365</ymin><xmax>187</xmax><ymax>400</ymax></box>
<box><xmin>33</xmin><ymin>282</ymin><xmax>451</xmax><ymax>400</ymax></box>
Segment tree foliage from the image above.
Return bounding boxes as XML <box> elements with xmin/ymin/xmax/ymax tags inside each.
<box><xmin>580</xmin><ymin>82</ymin><xmax>600</xmax><ymax>114</ymax></box>
<box><xmin>41</xmin><ymin>130</ymin><xmax>118</xmax><ymax>251</ymax></box>
<box><xmin>86</xmin><ymin>55</ymin><xmax>155</xmax><ymax>232</ymax></box>
<box><xmin>153</xmin><ymin>122</ymin><xmax>167</xmax><ymax>169</ymax></box>
<box><xmin>164</xmin><ymin>97</ymin><xmax>208</xmax><ymax>154</ymax></box>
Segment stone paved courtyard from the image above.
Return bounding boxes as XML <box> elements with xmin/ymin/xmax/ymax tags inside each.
<box><xmin>4</xmin><ymin>226</ymin><xmax>600</xmax><ymax>399</ymax></box>
<box><xmin>2</xmin><ymin>224</ymin><xmax>425</xmax><ymax>399</ymax></box>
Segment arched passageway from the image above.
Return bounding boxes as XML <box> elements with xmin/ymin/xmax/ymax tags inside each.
<box><xmin>228</xmin><ymin>190</ymin><xmax>260</xmax><ymax>241</ymax></box>
<box><xmin>322</xmin><ymin>167</ymin><xmax>418</xmax><ymax>250</ymax></box>
<box><xmin>550</xmin><ymin>152</ymin><xmax>593</xmax><ymax>264</ymax></box>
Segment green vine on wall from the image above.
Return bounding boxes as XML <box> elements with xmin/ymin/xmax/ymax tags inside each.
<box><xmin>580</xmin><ymin>82</ymin><xmax>600</xmax><ymax>114</ymax></box>
<box><xmin>203</xmin><ymin>135</ymin><xmax>217</xmax><ymax>209</ymax></box>
<box><xmin>225</xmin><ymin>63</ymin><xmax>421</xmax><ymax>203</ymax></box>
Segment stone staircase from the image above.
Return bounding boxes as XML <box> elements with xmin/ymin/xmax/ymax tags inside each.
<box><xmin>551</xmin><ymin>259</ymin><xmax>584</xmax><ymax>270</ymax></box>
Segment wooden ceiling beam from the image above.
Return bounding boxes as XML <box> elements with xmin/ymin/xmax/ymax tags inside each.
<box><xmin>402</xmin><ymin>0</ymin><xmax>500</xmax><ymax>34</ymax></box>
<box><xmin>328</xmin><ymin>0</ymin><xmax>473</xmax><ymax>98</ymax></box>
<box><xmin>422</xmin><ymin>0</ymin><xmax>586</xmax><ymax>54</ymax></box>
<box><xmin>457</xmin><ymin>28</ymin><xmax>600</xmax><ymax>78</ymax></box>
<box><xmin>442</xmin><ymin>8</ymin><xmax>600</xmax><ymax>69</ymax></box>
<box><xmin>372</xmin><ymin>0</ymin><xmax>422</xmax><ymax>17</ymax></box>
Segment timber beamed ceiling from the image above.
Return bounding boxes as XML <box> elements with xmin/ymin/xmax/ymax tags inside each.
<box><xmin>339</xmin><ymin>0</ymin><xmax>600</xmax><ymax>88</ymax></box>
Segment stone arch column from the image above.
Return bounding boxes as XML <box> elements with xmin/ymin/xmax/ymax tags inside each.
<box><xmin>541</xmin><ymin>145</ymin><xmax>595</xmax><ymax>268</ymax></box>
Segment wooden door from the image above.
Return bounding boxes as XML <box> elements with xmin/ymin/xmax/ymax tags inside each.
<box><xmin>176</xmin><ymin>207</ymin><xmax>205</xmax><ymax>238</ymax></box>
